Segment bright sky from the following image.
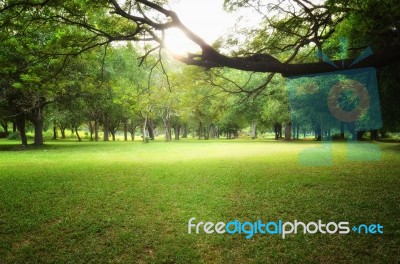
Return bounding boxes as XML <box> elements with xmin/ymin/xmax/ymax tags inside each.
<box><xmin>164</xmin><ymin>0</ymin><xmax>243</xmax><ymax>54</ymax></box>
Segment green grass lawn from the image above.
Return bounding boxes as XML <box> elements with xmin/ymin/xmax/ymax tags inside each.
<box><xmin>0</xmin><ymin>139</ymin><xmax>399</xmax><ymax>263</ymax></box>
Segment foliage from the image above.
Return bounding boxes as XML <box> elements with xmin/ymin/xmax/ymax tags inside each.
<box><xmin>1</xmin><ymin>0</ymin><xmax>400</xmax><ymax>146</ymax></box>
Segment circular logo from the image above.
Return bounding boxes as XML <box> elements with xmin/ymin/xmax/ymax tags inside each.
<box><xmin>327</xmin><ymin>80</ymin><xmax>370</xmax><ymax>122</ymax></box>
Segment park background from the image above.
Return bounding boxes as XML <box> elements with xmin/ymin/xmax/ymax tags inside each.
<box><xmin>1</xmin><ymin>0</ymin><xmax>399</xmax><ymax>263</ymax></box>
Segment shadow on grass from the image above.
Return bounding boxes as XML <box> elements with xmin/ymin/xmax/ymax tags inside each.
<box><xmin>0</xmin><ymin>140</ymin><xmax>93</xmax><ymax>152</ymax></box>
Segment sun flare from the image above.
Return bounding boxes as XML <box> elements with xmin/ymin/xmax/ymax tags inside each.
<box><xmin>164</xmin><ymin>28</ymin><xmax>198</xmax><ymax>55</ymax></box>
<box><xmin>163</xmin><ymin>0</ymin><xmax>233</xmax><ymax>55</ymax></box>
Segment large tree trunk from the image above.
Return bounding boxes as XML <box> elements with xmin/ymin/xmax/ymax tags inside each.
<box><xmin>33</xmin><ymin>119</ymin><xmax>44</xmax><ymax>146</ymax></box>
<box><xmin>204</xmin><ymin>125</ymin><xmax>210</xmax><ymax>140</ymax></box>
<box><xmin>292</xmin><ymin>124</ymin><xmax>300</xmax><ymax>139</ymax></box>
<box><xmin>182</xmin><ymin>124</ymin><xmax>188</xmax><ymax>138</ymax></box>
<box><xmin>15</xmin><ymin>114</ymin><xmax>27</xmax><ymax>146</ymax></box>
<box><xmin>174</xmin><ymin>124</ymin><xmax>180</xmax><ymax>140</ymax></box>
<box><xmin>209</xmin><ymin>124</ymin><xmax>216</xmax><ymax>139</ymax></box>
<box><xmin>370</xmin><ymin>130</ymin><xmax>379</xmax><ymax>141</ymax></box>
<box><xmin>147</xmin><ymin>119</ymin><xmax>155</xmax><ymax>140</ymax></box>
<box><xmin>274</xmin><ymin>122</ymin><xmax>280</xmax><ymax>140</ymax></box>
<box><xmin>357</xmin><ymin>131</ymin><xmax>365</xmax><ymax>141</ymax></box>
<box><xmin>103</xmin><ymin>113</ymin><xmax>110</xmax><ymax>141</ymax></box>
<box><xmin>12</xmin><ymin>122</ymin><xmax>17</xmax><ymax>133</ymax></box>
<box><xmin>165</xmin><ymin>124</ymin><xmax>171</xmax><ymax>141</ymax></box>
<box><xmin>60</xmin><ymin>126</ymin><xmax>66</xmax><ymax>139</ymax></box>
<box><xmin>250</xmin><ymin>121</ymin><xmax>257</xmax><ymax>139</ymax></box>
<box><xmin>315</xmin><ymin>127</ymin><xmax>322</xmax><ymax>141</ymax></box>
<box><xmin>32</xmin><ymin>110</ymin><xmax>44</xmax><ymax>146</ymax></box>
<box><xmin>129</xmin><ymin>121</ymin><xmax>136</xmax><ymax>141</ymax></box>
<box><xmin>315</xmin><ymin>119</ymin><xmax>323</xmax><ymax>141</ymax></box>
<box><xmin>163</xmin><ymin>118</ymin><xmax>171</xmax><ymax>142</ymax></box>
<box><xmin>94</xmin><ymin>119</ymin><xmax>99</xmax><ymax>141</ymax></box>
<box><xmin>124</xmin><ymin>120</ymin><xmax>128</xmax><ymax>141</ymax></box>
<box><xmin>58</xmin><ymin>122</ymin><xmax>67</xmax><ymax>139</ymax></box>
<box><xmin>75</xmin><ymin>126</ymin><xmax>81</xmax><ymax>142</ymax></box>
<box><xmin>284</xmin><ymin>122</ymin><xmax>292</xmax><ymax>141</ymax></box>
<box><xmin>340</xmin><ymin>122</ymin><xmax>345</xmax><ymax>139</ymax></box>
<box><xmin>143</xmin><ymin>116</ymin><xmax>148</xmax><ymax>143</ymax></box>
<box><xmin>52</xmin><ymin>120</ymin><xmax>57</xmax><ymax>140</ymax></box>
<box><xmin>88</xmin><ymin>121</ymin><xmax>94</xmax><ymax>141</ymax></box>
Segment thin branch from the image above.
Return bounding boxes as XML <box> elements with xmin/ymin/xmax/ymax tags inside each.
<box><xmin>158</xmin><ymin>45</ymin><xmax>171</xmax><ymax>92</ymax></box>
<box><xmin>101</xmin><ymin>43</ymin><xmax>110</xmax><ymax>81</ymax></box>
<box><xmin>139</xmin><ymin>45</ymin><xmax>161</xmax><ymax>66</ymax></box>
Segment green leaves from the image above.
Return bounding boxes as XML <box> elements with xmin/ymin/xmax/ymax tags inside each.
<box><xmin>18</xmin><ymin>73</ymin><xmax>42</xmax><ymax>85</ymax></box>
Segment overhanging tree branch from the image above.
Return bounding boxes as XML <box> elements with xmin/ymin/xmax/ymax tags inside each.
<box><xmin>109</xmin><ymin>1</ymin><xmax>400</xmax><ymax>77</ymax></box>
<box><xmin>2</xmin><ymin>0</ymin><xmax>400</xmax><ymax>78</ymax></box>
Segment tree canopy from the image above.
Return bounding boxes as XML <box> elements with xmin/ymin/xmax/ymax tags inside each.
<box><xmin>0</xmin><ymin>0</ymin><xmax>399</xmax><ymax>146</ymax></box>
<box><xmin>1</xmin><ymin>0</ymin><xmax>399</xmax><ymax>76</ymax></box>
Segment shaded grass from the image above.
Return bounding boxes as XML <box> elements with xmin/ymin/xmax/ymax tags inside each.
<box><xmin>0</xmin><ymin>139</ymin><xmax>399</xmax><ymax>263</ymax></box>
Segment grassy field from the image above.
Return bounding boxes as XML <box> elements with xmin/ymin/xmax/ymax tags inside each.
<box><xmin>0</xmin><ymin>139</ymin><xmax>399</xmax><ymax>263</ymax></box>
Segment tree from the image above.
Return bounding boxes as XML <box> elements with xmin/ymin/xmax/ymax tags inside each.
<box><xmin>2</xmin><ymin>0</ymin><xmax>398</xmax><ymax>77</ymax></box>
<box><xmin>260</xmin><ymin>76</ymin><xmax>290</xmax><ymax>140</ymax></box>
<box><xmin>2</xmin><ymin>0</ymin><xmax>399</xmax><ymax>141</ymax></box>
<box><xmin>0</xmin><ymin>4</ymin><xmax>109</xmax><ymax>145</ymax></box>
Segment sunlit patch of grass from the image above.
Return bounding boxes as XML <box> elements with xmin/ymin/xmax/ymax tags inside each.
<box><xmin>0</xmin><ymin>139</ymin><xmax>399</xmax><ymax>263</ymax></box>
